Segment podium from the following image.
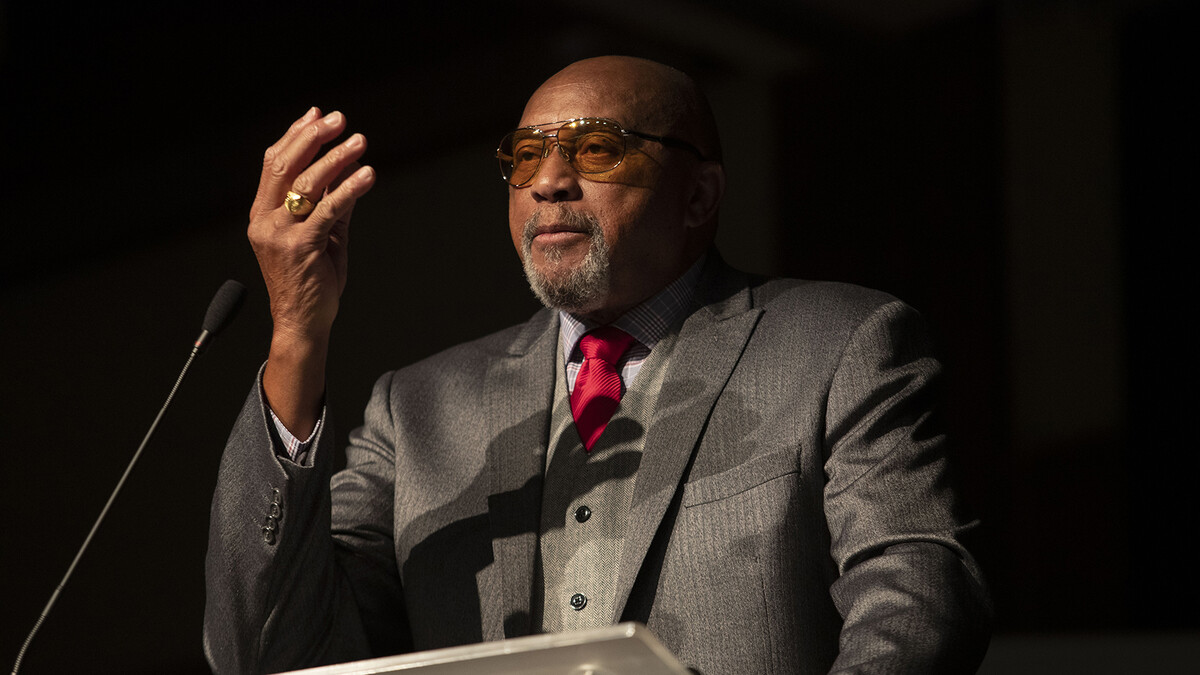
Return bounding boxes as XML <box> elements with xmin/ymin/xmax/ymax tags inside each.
<box><xmin>274</xmin><ymin>622</ymin><xmax>690</xmax><ymax>675</ymax></box>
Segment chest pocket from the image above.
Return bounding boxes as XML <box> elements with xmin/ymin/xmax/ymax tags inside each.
<box><xmin>682</xmin><ymin>449</ymin><xmax>798</xmax><ymax>507</ymax></box>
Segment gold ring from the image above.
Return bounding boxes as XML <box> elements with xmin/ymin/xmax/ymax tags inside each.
<box><xmin>284</xmin><ymin>190</ymin><xmax>317</xmax><ymax>216</ymax></box>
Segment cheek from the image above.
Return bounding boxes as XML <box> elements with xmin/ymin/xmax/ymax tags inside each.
<box><xmin>601</xmin><ymin>194</ymin><xmax>689</xmax><ymax>261</ymax></box>
<box><xmin>592</xmin><ymin>200</ymin><xmax>648</xmax><ymax>252</ymax></box>
<box><xmin>585</xmin><ymin>149</ymin><xmax>662</xmax><ymax>189</ymax></box>
<box><xmin>599</xmin><ymin>182</ymin><xmax>662</xmax><ymax>226</ymax></box>
<box><xmin>508</xmin><ymin>193</ymin><xmax>527</xmax><ymax>255</ymax></box>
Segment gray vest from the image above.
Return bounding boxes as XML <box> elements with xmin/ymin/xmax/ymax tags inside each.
<box><xmin>534</xmin><ymin>330</ymin><xmax>678</xmax><ymax>633</ymax></box>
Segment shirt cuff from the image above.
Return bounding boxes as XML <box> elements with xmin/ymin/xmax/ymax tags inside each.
<box><xmin>268</xmin><ymin>406</ymin><xmax>321</xmax><ymax>465</ymax></box>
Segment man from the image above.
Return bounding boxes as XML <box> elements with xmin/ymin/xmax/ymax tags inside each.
<box><xmin>204</xmin><ymin>56</ymin><xmax>991</xmax><ymax>674</ymax></box>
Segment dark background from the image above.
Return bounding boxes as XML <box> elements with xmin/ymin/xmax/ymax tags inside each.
<box><xmin>2</xmin><ymin>1</ymin><xmax>1194</xmax><ymax>672</ymax></box>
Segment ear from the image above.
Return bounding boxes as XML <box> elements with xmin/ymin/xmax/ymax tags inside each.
<box><xmin>683</xmin><ymin>161</ymin><xmax>726</xmax><ymax>229</ymax></box>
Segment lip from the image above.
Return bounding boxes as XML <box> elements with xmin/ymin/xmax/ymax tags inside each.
<box><xmin>533</xmin><ymin>222</ymin><xmax>589</xmax><ymax>236</ymax></box>
<box><xmin>532</xmin><ymin>229</ymin><xmax>589</xmax><ymax>247</ymax></box>
<box><xmin>530</xmin><ymin>221</ymin><xmax>590</xmax><ymax>244</ymax></box>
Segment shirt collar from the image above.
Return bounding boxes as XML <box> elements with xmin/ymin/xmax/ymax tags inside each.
<box><xmin>559</xmin><ymin>255</ymin><xmax>705</xmax><ymax>361</ymax></box>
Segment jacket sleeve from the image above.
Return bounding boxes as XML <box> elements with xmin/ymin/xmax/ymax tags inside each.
<box><xmin>203</xmin><ymin>369</ymin><xmax>410</xmax><ymax>674</ymax></box>
<box><xmin>822</xmin><ymin>300</ymin><xmax>992</xmax><ymax>674</ymax></box>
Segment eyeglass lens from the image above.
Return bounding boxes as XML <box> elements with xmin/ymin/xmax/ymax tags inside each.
<box><xmin>498</xmin><ymin>119</ymin><xmax>628</xmax><ymax>186</ymax></box>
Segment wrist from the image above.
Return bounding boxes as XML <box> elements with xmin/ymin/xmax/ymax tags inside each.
<box><xmin>263</xmin><ymin>329</ymin><xmax>330</xmax><ymax>439</ymax></box>
<box><xmin>268</xmin><ymin>325</ymin><xmax>330</xmax><ymax>365</ymax></box>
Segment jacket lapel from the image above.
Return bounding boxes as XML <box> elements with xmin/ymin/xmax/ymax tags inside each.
<box><xmin>611</xmin><ymin>258</ymin><xmax>763</xmax><ymax>618</ymax></box>
<box><xmin>482</xmin><ymin>310</ymin><xmax>558</xmax><ymax>640</ymax></box>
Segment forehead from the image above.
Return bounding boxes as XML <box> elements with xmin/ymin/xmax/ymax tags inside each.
<box><xmin>518</xmin><ymin>79</ymin><xmax>646</xmax><ymax>129</ymax></box>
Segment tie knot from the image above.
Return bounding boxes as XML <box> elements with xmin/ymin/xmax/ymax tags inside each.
<box><xmin>579</xmin><ymin>326</ymin><xmax>635</xmax><ymax>365</ymax></box>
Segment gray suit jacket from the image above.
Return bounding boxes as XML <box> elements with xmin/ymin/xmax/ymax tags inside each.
<box><xmin>204</xmin><ymin>256</ymin><xmax>991</xmax><ymax>674</ymax></box>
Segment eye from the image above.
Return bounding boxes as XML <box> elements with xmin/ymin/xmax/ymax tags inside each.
<box><xmin>571</xmin><ymin>131</ymin><xmax>622</xmax><ymax>171</ymax></box>
<box><xmin>576</xmin><ymin>133</ymin><xmax>620</xmax><ymax>155</ymax></box>
<box><xmin>512</xmin><ymin>139</ymin><xmax>543</xmax><ymax>165</ymax></box>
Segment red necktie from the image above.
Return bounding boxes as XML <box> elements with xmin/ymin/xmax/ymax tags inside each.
<box><xmin>570</xmin><ymin>326</ymin><xmax>636</xmax><ymax>451</ymax></box>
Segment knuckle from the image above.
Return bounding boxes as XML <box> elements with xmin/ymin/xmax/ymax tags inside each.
<box><xmin>323</xmin><ymin>143</ymin><xmax>347</xmax><ymax>167</ymax></box>
<box><xmin>315</xmin><ymin>193</ymin><xmax>348</xmax><ymax>222</ymax></box>
<box><xmin>290</xmin><ymin>175</ymin><xmax>313</xmax><ymax>194</ymax></box>
<box><xmin>309</xmin><ymin>200</ymin><xmax>332</xmax><ymax>222</ymax></box>
<box><xmin>247</xmin><ymin>220</ymin><xmax>268</xmax><ymax>248</ymax></box>
<box><xmin>269</xmin><ymin>152</ymin><xmax>292</xmax><ymax>181</ymax></box>
<box><xmin>300</xmin><ymin>122</ymin><xmax>322</xmax><ymax>144</ymax></box>
<box><xmin>247</xmin><ymin>211</ymin><xmax>274</xmax><ymax>236</ymax></box>
<box><xmin>249</xmin><ymin>195</ymin><xmax>270</xmax><ymax>223</ymax></box>
<box><xmin>323</xmin><ymin>189</ymin><xmax>347</xmax><ymax>210</ymax></box>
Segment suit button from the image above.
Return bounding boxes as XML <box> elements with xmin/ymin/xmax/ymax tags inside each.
<box><xmin>262</xmin><ymin>487</ymin><xmax>283</xmax><ymax>545</ymax></box>
<box><xmin>569</xmin><ymin>593</ymin><xmax>587</xmax><ymax>611</ymax></box>
<box><xmin>574</xmin><ymin>505</ymin><xmax>591</xmax><ymax>523</ymax></box>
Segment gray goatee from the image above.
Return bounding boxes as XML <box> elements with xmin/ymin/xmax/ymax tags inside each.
<box><xmin>521</xmin><ymin>205</ymin><xmax>611</xmax><ymax>313</ymax></box>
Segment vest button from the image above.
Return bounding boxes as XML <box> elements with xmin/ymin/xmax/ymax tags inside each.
<box><xmin>569</xmin><ymin>593</ymin><xmax>588</xmax><ymax>611</ymax></box>
<box><xmin>574</xmin><ymin>505</ymin><xmax>592</xmax><ymax>523</ymax></box>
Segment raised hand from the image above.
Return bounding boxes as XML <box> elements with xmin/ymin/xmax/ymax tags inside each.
<box><xmin>249</xmin><ymin>108</ymin><xmax>376</xmax><ymax>437</ymax></box>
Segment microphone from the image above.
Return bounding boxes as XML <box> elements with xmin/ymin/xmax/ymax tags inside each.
<box><xmin>195</xmin><ymin>279</ymin><xmax>247</xmax><ymax>353</ymax></box>
<box><xmin>11</xmin><ymin>279</ymin><xmax>248</xmax><ymax>675</ymax></box>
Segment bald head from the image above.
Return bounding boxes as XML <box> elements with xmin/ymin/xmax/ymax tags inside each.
<box><xmin>509</xmin><ymin>56</ymin><xmax>727</xmax><ymax>322</ymax></box>
<box><xmin>522</xmin><ymin>56</ymin><xmax>722</xmax><ymax>163</ymax></box>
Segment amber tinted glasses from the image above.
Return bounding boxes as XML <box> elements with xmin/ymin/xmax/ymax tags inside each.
<box><xmin>496</xmin><ymin>117</ymin><xmax>706</xmax><ymax>187</ymax></box>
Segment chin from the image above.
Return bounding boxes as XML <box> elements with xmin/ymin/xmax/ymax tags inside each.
<box><xmin>532</xmin><ymin>240</ymin><xmax>589</xmax><ymax>267</ymax></box>
<box><xmin>523</xmin><ymin>257</ymin><xmax>611</xmax><ymax>315</ymax></box>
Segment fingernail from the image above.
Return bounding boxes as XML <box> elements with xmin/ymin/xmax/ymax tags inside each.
<box><xmin>357</xmin><ymin>166</ymin><xmax>375</xmax><ymax>180</ymax></box>
<box><xmin>305</xmin><ymin>106</ymin><xmax>319</xmax><ymax>119</ymax></box>
<box><xmin>324</xmin><ymin>111</ymin><xmax>344</xmax><ymax>126</ymax></box>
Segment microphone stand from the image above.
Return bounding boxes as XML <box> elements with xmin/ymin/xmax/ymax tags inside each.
<box><xmin>11</xmin><ymin>280</ymin><xmax>245</xmax><ymax>675</ymax></box>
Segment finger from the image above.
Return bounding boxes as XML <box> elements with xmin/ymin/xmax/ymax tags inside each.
<box><xmin>321</xmin><ymin>160</ymin><xmax>364</xmax><ymax>241</ymax></box>
<box><xmin>250</xmin><ymin>108</ymin><xmax>319</xmax><ymax>214</ymax></box>
<box><xmin>305</xmin><ymin>165</ymin><xmax>376</xmax><ymax>230</ymax></box>
<box><xmin>288</xmin><ymin>133</ymin><xmax>367</xmax><ymax>210</ymax></box>
<box><xmin>272</xmin><ymin>107</ymin><xmax>322</xmax><ymax>158</ymax></box>
<box><xmin>327</xmin><ymin>158</ymin><xmax>363</xmax><ymax>194</ymax></box>
<box><xmin>273</xmin><ymin>111</ymin><xmax>348</xmax><ymax>193</ymax></box>
<box><xmin>252</xmin><ymin>110</ymin><xmax>348</xmax><ymax>216</ymax></box>
<box><xmin>325</xmin><ymin>161</ymin><xmax>363</xmax><ymax>242</ymax></box>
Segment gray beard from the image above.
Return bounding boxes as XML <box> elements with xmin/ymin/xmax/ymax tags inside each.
<box><xmin>521</xmin><ymin>206</ymin><xmax>611</xmax><ymax>314</ymax></box>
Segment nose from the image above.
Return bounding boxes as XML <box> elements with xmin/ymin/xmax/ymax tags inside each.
<box><xmin>529</xmin><ymin>140</ymin><xmax>583</xmax><ymax>203</ymax></box>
